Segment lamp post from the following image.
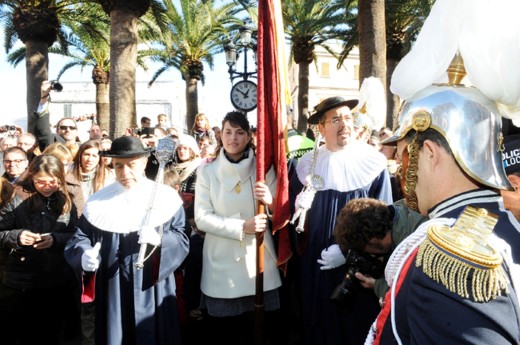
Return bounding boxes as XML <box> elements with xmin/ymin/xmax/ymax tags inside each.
<box><xmin>224</xmin><ymin>24</ymin><xmax>258</xmax><ymax>113</ymax></box>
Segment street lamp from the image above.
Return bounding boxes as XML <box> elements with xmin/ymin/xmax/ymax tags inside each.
<box><xmin>224</xmin><ymin>25</ymin><xmax>257</xmax><ymax>82</ymax></box>
<box><xmin>224</xmin><ymin>24</ymin><xmax>258</xmax><ymax>113</ymax></box>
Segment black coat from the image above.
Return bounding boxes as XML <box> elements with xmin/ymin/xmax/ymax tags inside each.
<box><xmin>0</xmin><ymin>188</ymin><xmax>77</xmax><ymax>290</ymax></box>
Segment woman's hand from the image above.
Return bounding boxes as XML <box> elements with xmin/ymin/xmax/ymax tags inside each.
<box><xmin>243</xmin><ymin>213</ymin><xmax>268</xmax><ymax>234</ymax></box>
<box><xmin>19</xmin><ymin>231</ymin><xmax>53</xmax><ymax>249</ymax></box>
<box><xmin>253</xmin><ymin>182</ymin><xmax>273</xmax><ymax>206</ymax></box>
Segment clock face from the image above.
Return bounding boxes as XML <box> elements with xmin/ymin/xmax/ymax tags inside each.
<box><xmin>230</xmin><ymin>80</ymin><xmax>257</xmax><ymax>112</ymax></box>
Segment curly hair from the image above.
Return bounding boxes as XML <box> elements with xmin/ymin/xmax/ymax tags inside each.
<box><xmin>334</xmin><ymin>198</ymin><xmax>392</xmax><ymax>252</ymax></box>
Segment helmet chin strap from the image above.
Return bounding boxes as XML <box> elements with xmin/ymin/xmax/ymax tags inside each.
<box><xmin>401</xmin><ymin>135</ymin><xmax>420</xmax><ymax>212</ymax></box>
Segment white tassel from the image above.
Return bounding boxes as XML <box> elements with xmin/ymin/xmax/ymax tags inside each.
<box><xmin>357</xmin><ymin>77</ymin><xmax>387</xmax><ymax>131</ymax></box>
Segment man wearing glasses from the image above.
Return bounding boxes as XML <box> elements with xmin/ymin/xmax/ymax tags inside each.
<box><xmin>288</xmin><ymin>96</ymin><xmax>393</xmax><ymax>345</ymax></box>
<box><xmin>33</xmin><ymin>80</ymin><xmax>80</xmax><ymax>152</ymax></box>
<box><xmin>2</xmin><ymin>146</ymin><xmax>28</xmax><ymax>183</ymax></box>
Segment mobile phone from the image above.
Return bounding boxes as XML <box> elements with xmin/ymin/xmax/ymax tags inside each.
<box><xmin>35</xmin><ymin>233</ymin><xmax>51</xmax><ymax>243</ymax></box>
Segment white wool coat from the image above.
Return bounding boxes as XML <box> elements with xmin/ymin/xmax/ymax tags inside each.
<box><xmin>195</xmin><ymin>149</ymin><xmax>282</xmax><ymax>298</ymax></box>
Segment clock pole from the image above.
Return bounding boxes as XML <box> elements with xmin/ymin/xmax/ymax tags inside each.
<box><xmin>223</xmin><ymin>23</ymin><xmax>258</xmax><ymax>114</ymax></box>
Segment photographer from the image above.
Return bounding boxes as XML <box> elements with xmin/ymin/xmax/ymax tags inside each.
<box><xmin>332</xmin><ymin>198</ymin><xmax>426</xmax><ymax>301</ymax></box>
<box><xmin>33</xmin><ymin>80</ymin><xmax>79</xmax><ymax>152</ymax></box>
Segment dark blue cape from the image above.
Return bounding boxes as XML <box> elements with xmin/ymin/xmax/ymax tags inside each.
<box><xmin>64</xmin><ymin>206</ymin><xmax>189</xmax><ymax>345</ymax></box>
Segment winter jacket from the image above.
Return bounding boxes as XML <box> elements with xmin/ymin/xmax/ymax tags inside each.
<box><xmin>0</xmin><ymin>187</ymin><xmax>77</xmax><ymax>290</ymax></box>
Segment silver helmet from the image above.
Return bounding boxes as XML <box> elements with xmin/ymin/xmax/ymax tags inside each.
<box><xmin>384</xmin><ymin>84</ymin><xmax>512</xmax><ymax>191</ymax></box>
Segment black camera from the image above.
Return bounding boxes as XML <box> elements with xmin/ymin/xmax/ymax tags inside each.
<box><xmin>5</xmin><ymin>125</ymin><xmax>16</xmax><ymax>131</ymax></box>
<box><xmin>141</xmin><ymin>127</ymin><xmax>155</xmax><ymax>137</ymax></box>
<box><xmin>50</xmin><ymin>80</ymin><xmax>63</xmax><ymax>92</ymax></box>
<box><xmin>330</xmin><ymin>249</ymin><xmax>385</xmax><ymax>308</ymax></box>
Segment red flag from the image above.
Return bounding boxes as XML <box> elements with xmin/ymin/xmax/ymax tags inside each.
<box><xmin>257</xmin><ymin>0</ymin><xmax>291</xmax><ymax>273</ymax></box>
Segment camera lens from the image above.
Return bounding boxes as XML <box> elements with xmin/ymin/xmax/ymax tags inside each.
<box><xmin>50</xmin><ymin>80</ymin><xmax>63</xmax><ymax>92</ymax></box>
<box><xmin>330</xmin><ymin>267</ymin><xmax>360</xmax><ymax>308</ymax></box>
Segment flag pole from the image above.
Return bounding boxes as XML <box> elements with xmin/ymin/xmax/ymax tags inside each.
<box><xmin>255</xmin><ymin>203</ymin><xmax>265</xmax><ymax>345</ymax></box>
<box><xmin>256</xmin><ymin>1</ymin><xmax>291</xmax><ymax>344</ymax></box>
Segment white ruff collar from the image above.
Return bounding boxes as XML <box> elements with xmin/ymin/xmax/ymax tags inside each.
<box><xmin>83</xmin><ymin>178</ymin><xmax>183</xmax><ymax>233</ymax></box>
<box><xmin>296</xmin><ymin>141</ymin><xmax>388</xmax><ymax>191</ymax></box>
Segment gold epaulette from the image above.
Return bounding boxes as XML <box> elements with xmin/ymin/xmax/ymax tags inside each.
<box><xmin>416</xmin><ymin>206</ymin><xmax>509</xmax><ymax>302</ymax></box>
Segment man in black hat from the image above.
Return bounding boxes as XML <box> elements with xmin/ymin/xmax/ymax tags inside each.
<box><xmin>289</xmin><ymin>96</ymin><xmax>393</xmax><ymax>345</ymax></box>
<box><xmin>64</xmin><ymin>136</ymin><xmax>189</xmax><ymax>345</ymax></box>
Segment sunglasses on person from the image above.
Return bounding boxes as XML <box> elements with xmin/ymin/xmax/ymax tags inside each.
<box><xmin>59</xmin><ymin>125</ymin><xmax>77</xmax><ymax>131</ymax></box>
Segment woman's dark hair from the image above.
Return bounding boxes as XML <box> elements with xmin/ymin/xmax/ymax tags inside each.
<box><xmin>16</xmin><ymin>154</ymin><xmax>72</xmax><ymax>214</ymax></box>
<box><xmin>214</xmin><ymin>111</ymin><xmax>255</xmax><ymax>157</ymax></box>
<box><xmin>334</xmin><ymin>198</ymin><xmax>392</xmax><ymax>252</ymax></box>
<box><xmin>72</xmin><ymin>139</ymin><xmax>107</xmax><ymax>193</ymax></box>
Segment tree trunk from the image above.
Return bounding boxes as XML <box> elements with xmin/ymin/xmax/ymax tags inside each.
<box><xmin>96</xmin><ymin>82</ymin><xmax>110</xmax><ymax>133</ymax></box>
<box><xmin>358</xmin><ymin>0</ymin><xmax>387</xmax><ymax>126</ymax></box>
<box><xmin>297</xmin><ymin>61</ymin><xmax>310</xmax><ymax>134</ymax></box>
<box><xmin>185</xmin><ymin>78</ymin><xmax>199</xmax><ymax>132</ymax></box>
<box><xmin>25</xmin><ymin>40</ymin><xmax>48</xmax><ymax>134</ymax></box>
<box><xmin>109</xmin><ymin>8</ymin><xmax>138</xmax><ymax>138</ymax></box>
<box><xmin>386</xmin><ymin>58</ymin><xmax>400</xmax><ymax>130</ymax></box>
<box><xmin>92</xmin><ymin>66</ymin><xmax>110</xmax><ymax>133</ymax></box>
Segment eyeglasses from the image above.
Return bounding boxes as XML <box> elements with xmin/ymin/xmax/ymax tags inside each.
<box><xmin>321</xmin><ymin>115</ymin><xmax>353</xmax><ymax>126</ymax></box>
<box><xmin>59</xmin><ymin>125</ymin><xmax>77</xmax><ymax>131</ymax></box>
<box><xmin>3</xmin><ymin>159</ymin><xmax>27</xmax><ymax>165</ymax></box>
<box><xmin>34</xmin><ymin>180</ymin><xmax>60</xmax><ymax>188</ymax></box>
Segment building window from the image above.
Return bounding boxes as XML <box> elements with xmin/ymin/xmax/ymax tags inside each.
<box><xmin>64</xmin><ymin>104</ymin><xmax>72</xmax><ymax>117</ymax></box>
<box><xmin>320</xmin><ymin>62</ymin><xmax>330</xmax><ymax>78</ymax></box>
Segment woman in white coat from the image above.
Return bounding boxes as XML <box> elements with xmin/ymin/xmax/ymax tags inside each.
<box><xmin>194</xmin><ymin>111</ymin><xmax>282</xmax><ymax>345</ymax></box>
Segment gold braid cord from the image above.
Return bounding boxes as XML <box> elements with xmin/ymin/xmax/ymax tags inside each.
<box><xmin>416</xmin><ymin>206</ymin><xmax>509</xmax><ymax>302</ymax></box>
<box><xmin>403</xmin><ymin>136</ymin><xmax>420</xmax><ymax>212</ymax></box>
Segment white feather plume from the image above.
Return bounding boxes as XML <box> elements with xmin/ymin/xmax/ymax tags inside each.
<box><xmin>391</xmin><ymin>0</ymin><xmax>520</xmax><ymax>119</ymax></box>
<box><xmin>357</xmin><ymin>77</ymin><xmax>386</xmax><ymax>131</ymax></box>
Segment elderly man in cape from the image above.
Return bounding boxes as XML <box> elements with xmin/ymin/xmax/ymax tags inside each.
<box><xmin>65</xmin><ymin>136</ymin><xmax>189</xmax><ymax>345</ymax></box>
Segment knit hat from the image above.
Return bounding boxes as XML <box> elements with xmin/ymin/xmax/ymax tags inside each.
<box><xmin>177</xmin><ymin>135</ymin><xmax>200</xmax><ymax>156</ymax></box>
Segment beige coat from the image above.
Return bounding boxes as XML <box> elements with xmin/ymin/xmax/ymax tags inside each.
<box><xmin>195</xmin><ymin>149</ymin><xmax>282</xmax><ymax>298</ymax></box>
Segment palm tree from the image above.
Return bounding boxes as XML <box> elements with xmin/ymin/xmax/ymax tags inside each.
<box><xmin>56</xmin><ymin>10</ymin><xmax>111</xmax><ymax>131</ymax></box>
<box><xmin>93</xmin><ymin>0</ymin><xmax>165</xmax><ymax>138</ymax></box>
<box><xmin>338</xmin><ymin>0</ymin><xmax>434</xmax><ymax>127</ymax></box>
<box><xmin>385</xmin><ymin>0</ymin><xmax>433</xmax><ymax>125</ymax></box>
<box><xmin>1</xmin><ymin>0</ymin><xmax>82</xmax><ymax>132</ymax></box>
<box><xmin>358</xmin><ymin>0</ymin><xmax>386</xmax><ymax>93</ymax></box>
<box><xmin>145</xmin><ymin>0</ymin><xmax>241</xmax><ymax>131</ymax></box>
<box><xmin>283</xmin><ymin>0</ymin><xmax>347</xmax><ymax>133</ymax></box>
<box><xmin>54</xmin><ymin>4</ymin><xmax>154</xmax><ymax>134</ymax></box>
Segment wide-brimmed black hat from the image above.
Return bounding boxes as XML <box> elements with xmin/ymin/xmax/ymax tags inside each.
<box><xmin>100</xmin><ymin>136</ymin><xmax>154</xmax><ymax>158</ymax></box>
<box><xmin>307</xmin><ymin>97</ymin><xmax>358</xmax><ymax>125</ymax></box>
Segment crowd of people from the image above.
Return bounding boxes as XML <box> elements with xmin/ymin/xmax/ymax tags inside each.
<box><xmin>1</xmin><ymin>3</ymin><xmax>520</xmax><ymax>342</ymax></box>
